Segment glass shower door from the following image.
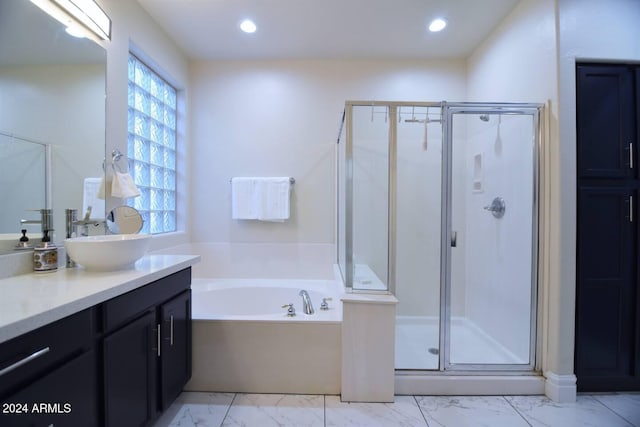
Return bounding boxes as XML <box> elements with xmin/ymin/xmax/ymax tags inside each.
<box><xmin>445</xmin><ymin>106</ymin><xmax>540</xmax><ymax>370</ymax></box>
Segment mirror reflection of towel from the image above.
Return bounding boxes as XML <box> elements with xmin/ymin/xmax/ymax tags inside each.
<box><xmin>111</xmin><ymin>171</ymin><xmax>141</xmax><ymax>199</ymax></box>
<box><xmin>83</xmin><ymin>178</ymin><xmax>106</xmax><ymax>219</ymax></box>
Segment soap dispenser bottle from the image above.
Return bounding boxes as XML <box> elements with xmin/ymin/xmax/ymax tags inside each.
<box><xmin>15</xmin><ymin>229</ymin><xmax>32</xmax><ymax>250</ymax></box>
<box><xmin>33</xmin><ymin>229</ymin><xmax>58</xmax><ymax>272</ymax></box>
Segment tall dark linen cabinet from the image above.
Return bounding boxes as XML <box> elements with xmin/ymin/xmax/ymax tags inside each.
<box><xmin>576</xmin><ymin>63</ymin><xmax>640</xmax><ymax>391</ymax></box>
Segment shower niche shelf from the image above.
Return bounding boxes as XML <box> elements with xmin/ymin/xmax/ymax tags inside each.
<box><xmin>473</xmin><ymin>153</ymin><xmax>483</xmax><ymax>193</ymax></box>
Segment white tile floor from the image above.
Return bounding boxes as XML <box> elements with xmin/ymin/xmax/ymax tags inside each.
<box><xmin>154</xmin><ymin>392</ymin><xmax>640</xmax><ymax>427</ymax></box>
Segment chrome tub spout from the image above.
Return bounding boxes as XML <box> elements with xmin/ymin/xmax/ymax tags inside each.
<box><xmin>299</xmin><ymin>290</ymin><xmax>314</xmax><ymax>315</ymax></box>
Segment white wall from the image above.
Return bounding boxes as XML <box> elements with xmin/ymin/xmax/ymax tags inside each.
<box><xmin>97</xmin><ymin>0</ymin><xmax>191</xmax><ymax>251</ymax></box>
<box><xmin>556</xmin><ymin>0</ymin><xmax>640</xmax><ymax>378</ymax></box>
<box><xmin>190</xmin><ymin>59</ymin><xmax>465</xmax><ymax>247</ymax></box>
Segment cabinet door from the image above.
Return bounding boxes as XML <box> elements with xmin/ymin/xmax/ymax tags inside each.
<box><xmin>159</xmin><ymin>290</ymin><xmax>192</xmax><ymax>410</ymax></box>
<box><xmin>576</xmin><ymin>187</ymin><xmax>638</xmax><ymax>390</ymax></box>
<box><xmin>577</xmin><ymin>65</ymin><xmax>635</xmax><ymax>179</ymax></box>
<box><xmin>0</xmin><ymin>349</ymin><xmax>97</xmax><ymax>427</ymax></box>
<box><xmin>104</xmin><ymin>310</ymin><xmax>158</xmax><ymax>427</ymax></box>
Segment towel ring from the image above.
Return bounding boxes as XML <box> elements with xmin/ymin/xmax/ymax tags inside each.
<box><xmin>111</xmin><ymin>149</ymin><xmax>128</xmax><ymax>173</ymax></box>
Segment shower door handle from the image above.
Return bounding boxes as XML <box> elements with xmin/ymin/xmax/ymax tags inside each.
<box><xmin>451</xmin><ymin>231</ymin><xmax>457</xmax><ymax>247</ymax></box>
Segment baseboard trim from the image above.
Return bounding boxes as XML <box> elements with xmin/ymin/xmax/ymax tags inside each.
<box><xmin>544</xmin><ymin>371</ymin><xmax>577</xmax><ymax>402</ymax></box>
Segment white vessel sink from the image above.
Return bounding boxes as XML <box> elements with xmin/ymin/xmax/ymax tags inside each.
<box><xmin>64</xmin><ymin>234</ymin><xmax>151</xmax><ymax>271</ymax></box>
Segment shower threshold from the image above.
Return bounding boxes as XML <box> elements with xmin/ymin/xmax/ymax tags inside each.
<box><xmin>395</xmin><ymin>316</ymin><xmax>527</xmax><ymax>370</ymax></box>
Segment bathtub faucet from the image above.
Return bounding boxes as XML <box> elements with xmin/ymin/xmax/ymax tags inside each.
<box><xmin>299</xmin><ymin>290</ymin><xmax>314</xmax><ymax>315</ymax></box>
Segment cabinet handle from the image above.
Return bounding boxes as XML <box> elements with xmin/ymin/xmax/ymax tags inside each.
<box><xmin>630</xmin><ymin>143</ymin><xmax>634</xmax><ymax>169</ymax></box>
<box><xmin>170</xmin><ymin>315</ymin><xmax>174</xmax><ymax>346</ymax></box>
<box><xmin>630</xmin><ymin>195</ymin><xmax>634</xmax><ymax>223</ymax></box>
<box><xmin>0</xmin><ymin>347</ymin><xmax>50</xmax><ymax>377</ymax></box>
<box><xmin>157</xmin><ymin>324</ymin><xmax>161</xmax><ymax>357</ymax></box>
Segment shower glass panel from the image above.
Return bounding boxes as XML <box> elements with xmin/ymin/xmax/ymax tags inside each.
<box><xmin>446</xmin><ymin>107</ymin><xmax>539</xmax><ymax>370</ymax></box>
<box><xmin>395</xmin><ymin>105</ymin><xmax>443</xmax><ymax>370</ymax></box>
<box><xmin>337</xmin><ymin>111</ymin><xmax>347</xmax><ymax>284</ymax></box>
<box><xmin>350</xmin><ymin>105</ymin><xmax>389</xmax><ymax>291</ymax></box>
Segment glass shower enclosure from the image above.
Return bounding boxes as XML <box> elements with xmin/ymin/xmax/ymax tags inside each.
<box><xmin>337</xmin><ymin>101</ymin><xmax>543</xmax><ymax>372</ymax></box>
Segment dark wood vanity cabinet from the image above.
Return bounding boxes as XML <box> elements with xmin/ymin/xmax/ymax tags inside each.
<box><xmin>0</xmin><ymin>309</ymin><xmax>99</xmax><ymax>427</ymax></box>
<box><xmin>3</xmin><ymin>349</ymin><xmax>99</xmax><ymax>427</ymax></box>
<box><xmin>159</xmin><ymin>290</ymin><xmax>192</xmax><ymax>410</ymax></box>
<box><xmin>103</xmin><ymin>310</ymin><xmax>158</xmax><ymax>427</ymax></box>
<box><xmin>0</xmin><ymin>267</ymin><xmax>192</xmax><ymax>427</ymax></box>
<box><xmin>103</xmin><ymin>268</ymin><xmax>192</xmax><ymax>426</ymax></box>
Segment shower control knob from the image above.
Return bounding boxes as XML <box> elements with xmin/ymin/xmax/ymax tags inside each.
<box><xmin>483</xmin><ymin>197</ymin><xmax>506</xmax><ymax>219</ymax></box>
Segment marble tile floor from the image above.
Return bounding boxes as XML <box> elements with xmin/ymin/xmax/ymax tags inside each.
<box><xmin>154</xmin><ymin>391</ymin><xmax>640</xmax><ymax>427</ymax></box>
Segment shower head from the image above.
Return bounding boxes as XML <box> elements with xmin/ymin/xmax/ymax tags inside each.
<box><xmin>479</xmin><ymin>114</ymin><xmax>490</xmax><ymax>122</ymax></box>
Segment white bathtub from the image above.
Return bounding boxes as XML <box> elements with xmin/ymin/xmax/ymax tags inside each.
<box><xmin>191</xmin><ymin>278</ymin><xmax>342</xmax><ymax>321</ymax></box>
<box><xmin>186</xmin><ymin>278</ymin><xmax>343</xmax><ymax>394</ymax></box>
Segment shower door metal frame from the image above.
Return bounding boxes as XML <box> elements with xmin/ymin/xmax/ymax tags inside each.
<box><xmin>343</xmin><ymin>101</ymin><xmax>443</xmax><ymax>294</ymax></box>
<box><xmin>342</xmin><ymin>101</ymin><xmax>543</xmax><ymax>374</ymax></box>
<box><xmin>440</xmin><ymin>102</ymin><xmax>543</xmax><ymax>373</ymax></box>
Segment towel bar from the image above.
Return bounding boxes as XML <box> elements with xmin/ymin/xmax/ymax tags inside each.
<box><xmin>230</xmin><ymin>177</ymin><xmax>295</xmax><ymax>184</ymax></box>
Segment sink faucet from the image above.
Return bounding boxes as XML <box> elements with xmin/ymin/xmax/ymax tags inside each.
<box><xmin>299</xmin><ymin>290</ymin><xmax>314</xmax><ymax>315</ymax></box>
<box><xmin>65</xmin><ymin>207</ymin><xmax>103</xmax><ymax>268</ymax></box>
<box><xmin>20</xmin><ymin>209</ymin><xmax>52</xmax><ymax>240</ymax></box>
<box><xmin>66</xmin><ymin>207</ymin><xmax>102</xmax><ymax>238</ymax></box>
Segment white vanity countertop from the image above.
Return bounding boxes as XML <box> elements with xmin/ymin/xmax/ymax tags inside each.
<box><xmin>0</xmin><ymin>254</ymin><xmax>200</xmax><ymax>343</ymax></box>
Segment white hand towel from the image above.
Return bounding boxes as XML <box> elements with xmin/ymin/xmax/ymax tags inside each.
<box><xmin>111</xmin><ymin>171</ymin><xmax>141</xmax><ymax>199</ymax></box>
<box><xmin>231</xmin><ymin>177</ymin><xmax>291</xmax><ymax>221</ymax></box>
<box><xmin>97</xmin><ymin>175</ymin><xmax>107</xmax><ymax>200</ymax></box>
<box><xmin>231</xmin><ymin>177</ymin><xmax>257</xmax><ymax>219</ymax></box>
<box><xmin>83</xmin><ymin>178</ymin><xmax>106</xmax><ymax>219</ymax></box>
<box><xmin>258</xmin><ymin>177</ymin><xmax>291</xmax><ymax>222</ymax></box>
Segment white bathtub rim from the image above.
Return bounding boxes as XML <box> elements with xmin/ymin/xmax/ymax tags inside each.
<box><xmin>190</xmin><ymin>277</ymin><xmax>344</xmax><ymax>322</ymax></box>
<box><xmin>191</xmin><ymin>277</ymin><xmax>342</xmax><ymax>290</ymax></box>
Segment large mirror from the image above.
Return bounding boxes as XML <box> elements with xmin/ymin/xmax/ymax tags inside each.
<box><xmin>0</xmin><ymin>0</ymin><xmax>106</xmax><ymax>247</ymax></box>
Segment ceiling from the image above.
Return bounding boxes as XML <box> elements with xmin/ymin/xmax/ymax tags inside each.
<box><xmin>136</xmin><ymin>0</ymin><xmax>521</xmax><ymax>61</ymax></box>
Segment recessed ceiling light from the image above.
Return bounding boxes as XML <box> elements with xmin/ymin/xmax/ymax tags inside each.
<box><xmin>240</xmin><ymin>19</ymin><xmax>257</xmax><ymax>34</ymax></box>
<box><xmin>428</xmin><ymin>18</ymin><xmax>447</xmax><ymax>32</ymax></box>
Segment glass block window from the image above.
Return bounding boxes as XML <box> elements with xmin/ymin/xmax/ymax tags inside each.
<box><xmin>127</xmin><ymin>54</ymin><xmax>177</xmax><ymax>234</ymax></box>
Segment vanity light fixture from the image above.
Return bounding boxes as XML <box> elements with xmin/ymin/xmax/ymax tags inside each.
<box><xmin>428</xmin><ymin>18</ymin><xmax>447</xmax><ymax>32</ymax></box>
<box><xmin>30</xmin><ymin>0</ymin><xmax>111</xmax><ymax>41</ymax></box>
<box><xmin>64</xmin><ymin>24</ymin><xmax>86</xmax><ymax>38</ymax></box>
<box><xmin>239</xmin><ymin>19</ymin><xmax>257</xmax><ymax>34</ymax></box>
